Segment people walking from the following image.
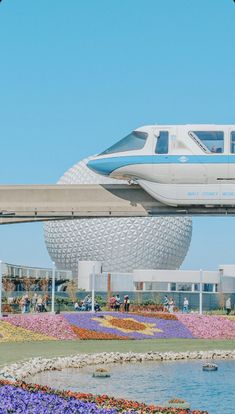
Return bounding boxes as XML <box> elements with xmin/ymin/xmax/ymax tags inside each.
<box><xmin>109</xmin><ymin>295</ymin><xmax>116</xmax><ymax>310</ymax></box>
<box><xmin>37</xmin><ymin>295</ymin><xmax>43</xmax><ymax>312</ymax></box>
<box><xmin>124</xmin><ymin>295</ymin><xmax>130</xmax><ymax>312</ymax></box>
<box><xmin>183</xmin><ymin>297</ymin><xmax>189</xmax><ymax>313</ymax></box>
<box><xmin>32</xmin><ymin>293</ymin><xmax>38</xmax><ymax>313</ymax></box>
<box><xmin>163</xmin><ymin>295</ymin><xmax>169</xmax><ymax>312</ymax></box>
<box><xmin>225</xmin><ymin>297</ymin><xmax>232</xmax><ymax>315</ymax></box>
<box><xmin>115</xmin><ymin>294</ymin><xmax>121</xmax><ymax>311</ymax></box>
<box><xmin>168</xmin><ymin>297</ymin><xmax>175</xmax><ymax>313</ymax></box>
<box><xmin>20</xmin><ymin>296</ymin><xmax>26</xmax><ymax>314</ymax></box>
<box><xmin>24</xmin><ymin>295</ymin><xmax>30</xmax><ymax>313</ymax></box>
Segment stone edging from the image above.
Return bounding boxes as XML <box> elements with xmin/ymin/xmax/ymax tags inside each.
<box><xmin>0</xmin><ymin>350</ymin><xmax>235</xmax><ymax>382</ymax></box>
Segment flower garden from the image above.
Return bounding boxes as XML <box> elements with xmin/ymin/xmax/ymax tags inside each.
<box><xmin>0</xmin><ymin>313</ymin><xmax>234</xmax><ymax>413</ymax></box>
<box><xmin>0</xmin><ymin>380</ymin><xmax>208</xmax><ymax>413</ymax></box>
<box><xmin>0</xmin><ymin>312</ymin><xmax>234</xmax><ymax>342</ymax></box>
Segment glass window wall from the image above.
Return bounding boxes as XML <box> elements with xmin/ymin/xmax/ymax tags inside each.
<box><xmin>145</xmin><ymin>282</ymin><xmax>168</xmax><ymax>291</ymax></box>
<box><xmin>177</xmin><ymin>283</ymin><xmax>192</xmax><ymax>291</ymax></box>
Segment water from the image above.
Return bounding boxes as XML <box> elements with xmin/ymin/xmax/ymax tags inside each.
<box><xmin>27</xmin><ymin>360</ymin><xmax>235</xmax><ymax>414</ymax></box>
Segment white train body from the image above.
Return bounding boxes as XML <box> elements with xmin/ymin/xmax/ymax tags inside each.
<box><xmin>87</xmin><ymin>124</ymin><xmax>235</xmax><ymax>206</ymax></box>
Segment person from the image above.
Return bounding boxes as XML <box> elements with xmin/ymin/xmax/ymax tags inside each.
<box><xmin>183</xmin><ymin>297</ymin><xmax>189</xmax><ymax>313</ymax></box>
<box><xmin>114</xmin><ymin>294</ymin><xmax>121</xmax><ymax>311</ymax></box>
<box><xmin>86</xmin><ymin>296</ymin><xmax>92</xmax><ymax>311</ymax></box>
<box><xmin>109</xmin><ymin>295</ymin><xmax>116</xmax><ymax>310</ymax></box>
<box><xmin>37</xmin><ymin>295</ymin><xmax>43</xmax><ymax>312</ymax></box>
<box><xmin>80</xmin><ymin>300</ymin><xmax>87</xmax><ymax>311</ymax></box>
<box><xmin>74</xmin><ymin>302</ymin><xmax>80</xmax><ymax>311</ymax></box>
<box><xmin>94</xmin><ymin>301</ymin><xmax>101</xmax><ymax>312</ymax></box>
<box><xmin>41</xmin><ymin>297</ymin><xmax>47</xmax><ymax>312</ymax></box>
<box><xmin>83</xmin><ymin>295</ymin><xmax>92</xmax><ymax>311</ymax></box>
<box><xmin>19</xmin><ymin>296</ymin><xmax>26</xmax><ymax>314</ymax></box>
<box><xmin>124</xmin><ymin>295</ymin><xmax>130</xmax><ymax>312</ymax></box>
<box><xmin>24</xmin><ymin>295</ymin><xmax>30</xmax><ymax>313</ymax></box>
<box><xmin>225</xmin><ymin>297</ymin><xmax>232</xmax><ymax>315</ymax></box>
<box><xmin>32</xmin><ymin>293</ymin><xmax>38</xmax><ymax>313</ymax></box>
<box><xmin>168</xmin><ymin>297</ymin><xmax>174</xmax><ymax>313</ymax></box>
<box><xmin>163</xmin><ymin>295</ymin><xmax>169</xmax><ymax>312</ymax></box>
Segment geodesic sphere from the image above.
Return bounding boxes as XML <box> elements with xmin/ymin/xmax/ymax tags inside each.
<box><xmin>44</xmin><ymin>158</ymin><xmax>192</xmax><ymax>273</ymax></box>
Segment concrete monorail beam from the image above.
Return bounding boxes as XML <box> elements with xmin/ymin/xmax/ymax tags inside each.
<box><xmin>0</xmin><ymin>184</ymin><xmax>234</xmax><ymax>224</ymax></box>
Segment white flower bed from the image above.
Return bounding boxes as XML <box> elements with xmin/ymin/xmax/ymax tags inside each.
<box><xmin>0</xmin><ymin>350</ymin><xmax>235</xmax><ymax>382</ymax></box>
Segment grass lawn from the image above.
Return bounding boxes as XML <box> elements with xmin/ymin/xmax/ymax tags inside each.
<box><xmin>0</xmin><ymin>338</ymin><xmax>235</xmax><ymax>366</ymax></box>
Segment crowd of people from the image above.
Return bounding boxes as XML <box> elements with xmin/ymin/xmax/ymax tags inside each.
<box><xmin>163</xmin><ymin>295</ymin><xmax>189</xmax><ymax>313</ymax></box>
<box><xmin>163</xmin><ymin>295</ymin><xmax>234</xmax><ymax>315</ymax></box>
<box><xmin>74</xmin><ymin>295</ymin><xmax>101</xmax><ymax>312</ymax></box>
<box><xmin>7</xmin><ymin>294</ymin><xmax>49</xmax><ymax>313</ymax></box>
<box><xmin>109</xmin><ymin>294</ymin><xmax>130</xmax><ymax>312</ymax></box>
<box><xmin>74</xmin><ymin>294</ymin><xmax>131</xmax><ymax>312</ymax></box>
<box><xmin>6</xmin><ymin>292</ymin><xmax>233</xmax><ymax>315</ymax></box>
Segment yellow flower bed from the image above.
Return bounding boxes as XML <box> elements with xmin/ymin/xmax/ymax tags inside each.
<box><xmin>0</xmin><ymin>321</ymin><xmax>55</xmax><ymax>343</ymax></box>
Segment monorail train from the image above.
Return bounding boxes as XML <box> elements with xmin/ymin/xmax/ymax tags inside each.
<box><xmin>87</xmin><ymin>124</ymin><xmax>235</xmax><ymax>206</ymax></box>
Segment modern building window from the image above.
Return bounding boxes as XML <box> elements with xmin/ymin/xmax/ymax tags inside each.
<box><xmin>189</xmin><ymin>131</ymin><xmax>224</xmax><ymax>153</ymax></box>
<box><xmin>100</xmin><ymin>131</ymin><xmax>148</xmax><ymax>155</ymax></box>
<box><xmin>203</xmin><ymin>283</ymin><xmax>214</xmax><ymax>292</ymax></box>
<box><xmin>231</xmin><ymin>132</ymin><xmax>235</xmax><ymax>153</ymax></box>
<box><xmin>145</xmin><ymin>282</ymin><xmax>168</xmax><ymax>291</ymax></box>
<box><xmin>177</xmin><ymin>283</ymin><xmax>192</xmax><ymax>291</ymax></box>
<box><xmin>155</xmin><ymin>131</ymin><xmax>169</xmax><ymax>154</ymax></box>
<box><xmin>135</xmin><ymin>282</ymin><xmax>144</xmax><ymax>291</ymax></box>
<box><xmin>170</xmin><ymin>283</ymin><xmax>176</xmax><ymax>291</ymax></box>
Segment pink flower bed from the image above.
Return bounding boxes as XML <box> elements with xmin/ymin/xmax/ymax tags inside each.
<box><xmin>6</xmin><ymin>314</ymin><xmax>77</xmax><ymax>340</ymax></box>
<box><xmin>177</xmin><ymin>314</ymin><xmax>235</xmax><ymax>339</ymax></box>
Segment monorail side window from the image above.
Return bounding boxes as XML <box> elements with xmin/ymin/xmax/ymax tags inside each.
<box><xmin>99</xmin><ymin>131</ymin><xmax>148</xmax><ymax>155</ymax></box>
<box><xmin>190</xmin><ymin>131</ymin><xmax>224</xmax><ymax>153</ymax></box>
<box><xmin>230</xmin><ymin>132</ymin><xmax>235</xmax><ymax>153</ymax></box>
<box><xmin>155</xmin><ymin>131</ymin><xmax>169</xmax><ymax>154</ymax></box>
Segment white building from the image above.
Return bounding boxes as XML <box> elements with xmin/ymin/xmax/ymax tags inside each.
<box><xmin>78</xmin><ymin>261</ymin><xmax>235</xmax><ymax>294</ymax></box>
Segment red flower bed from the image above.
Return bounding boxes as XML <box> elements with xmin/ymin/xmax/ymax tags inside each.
<box><xmin>71</xmin><ymin>325</ymin><xmax>130</xmax><ymax>340</ymax></box>
<box><xmin>131</xmin><ymin>305</ymin><xmax>179</xmax><ymax>313</ymax></box>
<box><xmin>127</xmin><ymin>312</ymin><xmax>178</xmax><ymax>320</ymax></box>
<box><xmin>131</xmin><ymin>304</ymin><xmax>164</xmax><ymax>312</ymax></box>
<box><xmin>110</xmin><ymin>318</ymin><xmax>147</xmax><ymax>331</ymax></box>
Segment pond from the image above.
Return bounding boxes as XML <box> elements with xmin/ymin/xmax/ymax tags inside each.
<box><xmin>27</xmin><ymin>360</ymin><xmax>235</xmax><ymax>414</ymax></box>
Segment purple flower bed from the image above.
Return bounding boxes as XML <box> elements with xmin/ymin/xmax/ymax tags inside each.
<box><xmin>64</xmin><ymin>312</ymin><xmax>194</xmax><ymax>339</ymax></box>
<box><xmin>0</xmin><ymin>385</ymin><xmax>128</xmax><ymax>414</ymax></box>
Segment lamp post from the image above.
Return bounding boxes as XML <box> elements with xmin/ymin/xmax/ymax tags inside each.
<box><xmin>0</xmin><ymin>261</ymin><xmax>2</xmax><ymax>318</ymax></box>
<box><xmin>51</xmin><ymin>261</ymin><xmax>55</xmax><ymax>313</ymax></box>
<box><xmin>91</xmin><ymin>264</ymin><xmax>95</xmax><ymax>312</ymax></box>
<box><xmin>199</xmin><ymin>268</ymin><xmax>203</xmax><ymax>315</ymax></box>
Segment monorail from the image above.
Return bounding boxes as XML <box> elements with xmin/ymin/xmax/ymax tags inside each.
<box><xmin>87</xmin><ymin>124</ymin><xmax>235</xmax><ymax>206</ymax></box>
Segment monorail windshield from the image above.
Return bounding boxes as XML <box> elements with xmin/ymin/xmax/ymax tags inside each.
<box><xmin>99</xmin><ymin>131</ymin><xmax>148</xmax><ymax>155</ymax></box>
<box><xmin>190</xmin><ymin>131</ymin><xmax>224</xmax><ymax>153</ymax></box>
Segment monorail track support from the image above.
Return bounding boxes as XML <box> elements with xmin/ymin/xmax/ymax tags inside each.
<box><xmin>0</xmin><ymin>184</ymin><xmax>234</xmax><ymax>224</ymax></box>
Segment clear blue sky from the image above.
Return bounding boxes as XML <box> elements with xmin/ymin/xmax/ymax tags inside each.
<box><xmin>0</xmin><ymin>0</ymin><xmax>234</xmax><ymax>270</ymax></box>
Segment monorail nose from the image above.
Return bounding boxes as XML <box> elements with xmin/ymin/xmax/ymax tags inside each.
<box><xmin>87</xmin><ymin>158</ymin><xmax>113</xmax><ymax>176</ymax></box>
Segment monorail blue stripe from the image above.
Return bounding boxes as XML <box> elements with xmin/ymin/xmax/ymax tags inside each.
<box><xmin>88</xmin><ymin>155</ymin><xmax>235</xmax><ymax>175</ymax></box>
